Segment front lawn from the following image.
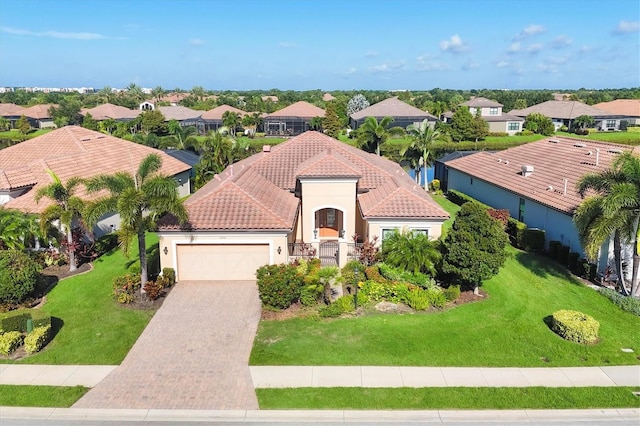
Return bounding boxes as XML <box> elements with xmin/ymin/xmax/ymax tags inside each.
<box><xmin>0</xmin><ymin>235</ymin><xmax>158</xmax><ymax>365</ymax></box>
<box><xmin>0</xmin><ymin>385</ymin><xmax>88</xmax><ymax>407</ymax></box>
<box><xmin>556</xmin><ymin>131</ymin><xmax>640</xmax><ymax>145</ymax></box>
<box><xmin>257</xmin><ymin>387</ymin><xmax>640</xmax><ymax>410</ymax></box>
<box><xmin>250</xmin><ymin>248</ymin><xmax>640</xmax><ymax>367</ymax></box>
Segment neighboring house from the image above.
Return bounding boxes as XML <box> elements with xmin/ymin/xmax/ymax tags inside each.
<box><xmin>461</xmin><ymin>97</ymin><xmax>524</xmax><ymax>136</ymax></box>
<box><xmin>80</xmin><ymin>103</ymin><xmax>140</xmax><ymax>121</ymax></box>
<box><xmin>0</xmin><ymin>103</ymin><xmax>26</xmax><ymax>128</ymax></box>
<box><xmin>157</xmin><ymin>106</ymin><xmax>203</xmax><ymax>130</ymax></box>
<box><xmin>157</xmin><ymin>131</ymin><xmax>449</xmax><ymax>281</ymax></box>
<box><xmin>323</xmin><ymin>93</ymin><xmax>336</xmax><ymax>102</ymax></box>
<box><xmin>444</xmin><ymin>136</ymin><xmax>639</xmax><ymax>278</ymax></box>
<box><xmin>350</xmin><ymin>97</ymin><xmax>438</xmax><ymax>130</ymax></box>
<box><xmin>139</xmin><ymin>101</ymin><xmax>155</xmax><ymax>111</ymax></box>
<box><xmin>21</xmin><ymin>104</ymin><xmax>57</xmax><ymax>129</ymax></box>
<box><xmin>0</xmin><ymin>126</ymin><xmax>192</xmax><ymax>237</ymax></box>
<box><xmin>593</xmin><ymin>99</ymin><xmax>640</xmax><ymax>126</ymax></box>
<box><xmin>509</xmin><ymin>101</ymin><xmax>623</xmax><ymax>131</ymax></box>
<box><xmin>263</xmin><ymin>101</ymin><xmax>325</xmax><ymax>136</ymax></box>
<box><xmin>262</xmin><ymin>95</ymin><xmax>279</xmax><ymax>103</ymax></box>
<box><xmin>433</xmin><ymin>151</ymin><xmax>478</xmax><ymax>191</ymax></box>
<box><xmin>200</xmin><ymin>105</ymin><xmax>247</xmax><ymax>133</ymax></box>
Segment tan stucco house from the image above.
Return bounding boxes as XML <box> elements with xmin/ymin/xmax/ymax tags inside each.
<box><xmin>158</xmin><ymin>131</ymin><xmax>449</xmax><ymax>282</ymax></box>
<box><xmin>461</xmin><ymin>97</ymin><xmax>524</xmax><ymax>136</ymax></box>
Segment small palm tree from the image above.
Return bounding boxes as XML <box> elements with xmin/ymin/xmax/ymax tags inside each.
<box><xmin>164</xmin><ymin>120</ymin><xmax>197</xmax><ymax>150</ymax></box>
<box><xmin>85</xmin><ymin>154</ymin><xmax>188</xmax><ymax>287</ymax></box>
<box><xmin>0</xmin><ymin>209</ymin><xmax>44</xmax><ymax>250</ymax></box>
<box><xmin>380</xmin><ymin>228</ymin><xmax>440</xmax><ymax>275</ymax></box>
<box><xmin>357</xmin><ymin>116</ymin><xmax>397</xmax><ymax>156</ymax></box>
<box><xmin>402</xmin><ymin>120</ymin><xmax>447</xmax><ymax>190</ymax></box>
<box><xmin>222</xmin><ymin>111</ymin><xmax>241</xmax><ymax>137</ymax></box>
<box><xmin>35</xmin><ymin>171</ymin><xmax>86</xmax><ymax>272</ymax></box>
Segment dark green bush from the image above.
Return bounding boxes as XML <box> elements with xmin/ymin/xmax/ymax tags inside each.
<box><xmin>576</xmin><ymin>259</ymin><xmax>587</xmax><ymax>277</ymax></box>
<box><xmin>443</xmin><ymin>285</ymin><xmax>461</xmax><ymax>302</ymax></box>
<box><xmin>584</xmin><ymin>262</ymin><xmax>598</xmax><ymax>281</ymax></box>
<box><xmin>94</xmin><ymin>233</ymin><xmax>119</xmax><ymax>256</ymax></box>
<box><xmin>548</xmin><ymin>240</ymin><xmax>562</xmax><ymax>259</ymax></box>
<box><xmin>446</xmin><ymin>190</ymin><xmax>491</xmax><ymax>209</ymax></box>
<box><xmin>256</xmin><ymin>264</ymin><xmax>303</xmax><ymax>309</ymax></box>
<box><xmin>556</xmin><ymin>244</ymin><xmax>570</xmax><ymax>266</ymax></box>
<box><xmin>161</xmin><ymin>268</ymin><xmax>176</xmax><ymax>286</ymax></box>
<box><xmin>318</xmin><ymin>302</ymin><xmax>344</xmax><ymax>318</ymax></box>
<box><xmin>598</xmin><ymin>288</ymin><xmax>640</xmax><ymax>316</ymax></box>
<box><xmin>0</xmin><ymin>311</ymin><xmax>29</xmax><ymax>333</ymax></box>
<box><xmin>522</xmin><ymin>228</ymin><xmax>545</xmax><ymax>251</ymax></box>
<box><xmin>567</xmin><ymin>252</ymin><xmax>580</xmax><ymax>272</ymax></box>
<box><xmin>0</xmin><ymin>250</ymin><xmax>42</xmax><ymax>305</ymax></box>
<box><xmin>341</xmin><ymin>260</ymin><xmax>365</xmax><ymax>286</ymax></box>
<box><xmin>506</xmin><ymin>218</ymin><xmax>527</xmax><ymax>248</ymax></box>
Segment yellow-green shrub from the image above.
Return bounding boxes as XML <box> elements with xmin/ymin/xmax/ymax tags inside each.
<box><xmin>24</xmin><ymin>325</ymin><xmax>51</xmax><ymax>354</ymax></box>
<box><xmin>550</xmin><ymin>310</ymin><xmax>599</xmax><ymax>344</ymax></box>
<box><xmin>405</xmin><ymin>289</ymin><xmax>430</xmax><ymax>310</ymax></box>
<box><xmin>0</xmin><ymin>331</ymin><xmax>23</xmax><ymax>355</ymax></box>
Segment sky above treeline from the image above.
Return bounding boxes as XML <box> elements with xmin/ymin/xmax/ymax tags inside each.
<box><xmin>0</xmin><ymin>0</ymin><xmax>639</xmax><ymax>91</ymax></box>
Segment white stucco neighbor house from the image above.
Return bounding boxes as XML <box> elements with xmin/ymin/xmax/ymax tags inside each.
<box><xmin>0</xmin><ymin>126</ymin><xmax>192</xmax><ymax>238</ymax></box>
<box><xmin>157</xmin><ymin>131</ymin><xmax>449</xmax><ymax>282</ymax></box>
<box><xmin>461</xmin><ymin>97</ymin><xmax>525</xmax><ymax>136</ymax></box>
<box><xmin>444</xmin><ymin>136</ymin><xmax>639</xmax><ymax>279</ymax></box>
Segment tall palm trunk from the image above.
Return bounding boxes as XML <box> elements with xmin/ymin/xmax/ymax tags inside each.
<box><xmin>613</xmin><ymin>232</ymin><xmax>628</xmax><ymax>296</ymax></box>
<box><xmin>66</xmin><ymin>226</ymin><xmax>77</xmax><ymax>272</ymax></box>
<box><xmin>631</xmin><ymin>215</ymin><xmax>640</xmax><ymax>297</ymax></box>
<box><xmin>138</xmin><ymin>228</ymin><xmax>148</xmax><ymax>292</ymax></box>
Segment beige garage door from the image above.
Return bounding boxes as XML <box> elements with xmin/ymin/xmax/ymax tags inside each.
<box><xmin>176</xmin><ymin>244</ymin><xmax>270</xmax><ymax>281</ymax></box>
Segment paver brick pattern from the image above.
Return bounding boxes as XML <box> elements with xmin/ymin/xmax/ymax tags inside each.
<box><xmin>73</xmin><ymin>281</ymin><xmax>261</xmax><ymax>410</ymax></box>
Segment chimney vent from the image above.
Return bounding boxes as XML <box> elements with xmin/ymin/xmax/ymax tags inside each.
<box><xmin>521</xmin><ymin>165</ymin><xmax>534</xmax><ymax>177</ymax></box>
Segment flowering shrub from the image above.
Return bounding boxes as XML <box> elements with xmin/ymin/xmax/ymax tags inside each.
<box><xmin>0</xmin><ymin>331</ymin><xmax>23</xmax><ymax>355</ymax></box>
<box><xmin>112</xmin><ymin>273</ymin><xmax>140</xmax><ymax>304</ymax></box>
<box><xmin>24</xmin><ymin>325</ymin><xmax>51</xmax><ymax>354</ymax></box>
<box><xmin>256</xmin><ymin>264</ymin><xmax>303</xmax><ymax>309</ymax></box>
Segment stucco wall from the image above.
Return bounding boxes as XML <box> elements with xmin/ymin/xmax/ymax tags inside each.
<box><xmin>367</xmin><ymin>218</ymin><xmax>443</xmax><ymax>245</ymax></box>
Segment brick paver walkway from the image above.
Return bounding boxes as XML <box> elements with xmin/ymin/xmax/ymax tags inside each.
<box><xmin>73</xmin><ymin>281</ymin><xmax>261</xmax><ymax>410</ymax></box>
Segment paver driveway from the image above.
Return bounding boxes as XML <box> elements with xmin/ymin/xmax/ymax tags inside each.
<box><xmin>74</xmin><ymin>280</ymin><xmax>261</xmax><ymax>410</ymax></box>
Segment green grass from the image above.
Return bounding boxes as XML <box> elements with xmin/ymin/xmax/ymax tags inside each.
<box><xmin>431</xmin><ymin>193</ymin><xmax>460</xmax><ymax>234</ymax></box>
<box><xmin>0</xmin><ymin>235</ymin><xmax>159</xmax><ymax>365</ymax></box>
<box><xmin>0</xmin><ymin>129</ymin><xmax>51</xmax><ymax>139</ymax></box>
<box><xmin>556</xmin><ymin>131</ymin><xmax>640</xmax><ymax>145</ymax></box>
<box><xmin>251</xmin><ymin>247</ymin><xmax>640</xmax><ymax>367</ymax></box>
<box><xmin>257</xmin><ymin>387</ymin><xmax>640</xmax><ymax>410</ymax></box>
<box><xmin>0</xmin><ymin>385</ymin><xmax>88</xmax><ymax>407</ymax></box>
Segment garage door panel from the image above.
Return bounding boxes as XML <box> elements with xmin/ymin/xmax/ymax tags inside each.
<box><xmin>177</xmin><ymin>244</ymin><xmax>270</xmax><ymax>281</ymax></box>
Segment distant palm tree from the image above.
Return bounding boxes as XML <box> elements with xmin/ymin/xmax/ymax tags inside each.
<box><xmin>164</xmin><ymin>120</ymin><xmax>197</xmax><ymax>149</ymax></box>
<box><xmin>151</xmin><ymin>86</ymin><xmax>166</xmax><ymax>103</ymax></box>
<box><xmin>357</xmin><ymin>116</ymin><xmax>396</xmax><ymax>156</ymax></box>
<box><xmin>0</xmin><ymin>209</ymin><xmax>44</xmax><ymax>250</ymax></box>
<box><xmin>85</xmin><ymin>154</ymin><xmax>188</xmax><ymax>287</ymax></box>
<box><xmin>126</xmin><ymin>83</ymin><xmax>145</xmax><ymax>103</ymax></box>
<box><xmin>222</xmin><ymin>111</ymin><xmax>241</xmax><ymax>137</ymax></box>
<box><xmin>35</xmin><ymin>171</ymin><xmax>86</xmax><ymax>272</ymax></box>
<box><xmin>309</xmin><ymin>116</ymin><xmax>323</xmax><ymax>131</ymax></box>
<box><xmin>402</xmin><ymin>120</ymin><xmax>448</xmax><ymax>189</ymax></box>
<box><xmin>194</xmin><ymin>131</ymin><xmax>234</xmax><ymax>189</ymax></box>
<box><xmin>97</xmin><ymin>86</ymin><xmax>113</xmax><ymax>104</ymax></box>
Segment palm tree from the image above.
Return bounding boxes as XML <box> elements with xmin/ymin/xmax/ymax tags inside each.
<box><xmin>84</xmin><ymin>154</ymin><xmax>188</xmax><ymax>287</ymax></box>
<box><xmin>575</xmin><ymin>152</ymin><xmax>640</xmax><ymax>296</ymax></box>
<box><xmin>402</xmin><ymin>119</ymin><xmax>447</xmax><ymax>190</ymax></box>
<box><xmin>151</xmin><ymin>86</ymin><xmax>166</xmax><ymax>103</ymax></box>
<box><xmin>164</xmin><ymin>120</ymin><xmax>197</xmax><ymax>149</ymax></box>
<box><xmin>0</xmin><ymin>209</ymin><xmax>44</xmax><ymax>250</ymax></box>
<box><xmin>97</xmin><ymin>86</ymin><xmax>113</xmax><ymax>104</ymax></box>
<box><xmin>126</xmin><ymin>83</ymin><xmax>145</xmax><ymax>103</ymax></box>
<box><xmin>309</xmin><ymin>116</ymin><xmax>323</xmax><ymax>131</ymax></box>
<box><xmin>380</xmin><ymin>228</ymin><xmax>440</xmax><ymax>275</ymax></box>
<box><xmin>357</xmin><ymin>116</ymin><xmax>396</xmax><ymax>156</ymax></box>
<box><xmin>194</xmin><ymin>131</ymin><xmax>234</xmax><ymax>189</ymax></box>
<box><xmin>222</xmin><ymin>111</ymin><xmax>241</xmax><ymax>137</ymax></box>
<box><xmin>573</xmin><ymin>115</ymin><xmax>595</xmax><ymax>132</ymax></box>
<box><xmin>35</xmin><ymin>171</ymin><xmax>86</xmax><ymax>272</ymax></box>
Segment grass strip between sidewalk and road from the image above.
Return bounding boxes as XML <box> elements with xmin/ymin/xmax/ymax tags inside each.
<box><xmin>257</xmin><ymin>386</ymin><xmax>640</xmax><ymax>410</ymax></box>
<box><xmin>0</xmin><ymin>385</ymin><xmax>89</xmax><ymax>407</ymax></box>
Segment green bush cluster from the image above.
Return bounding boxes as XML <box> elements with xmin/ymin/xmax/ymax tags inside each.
<box><xmin>598</xmin><ymin>288</ymin><xmax>640</xmax><ymax>316</ymax></box>
<box><xmin>550</xmin><ymin>310</ymin><xmax>600</xmax><ymax>344</ymax></box>
<box><xmin>319</xmin><ymin>295</ymin><xmax>356</xmax><ymax>318</ymax></box>
<box><xmin>112</xmin><ymin>273</ymin><xmax>141</xmax><ymax>304</ymax></box>
<box><xmin>378</xmin><ymin>263</ymin><xmax>431</xmax><ymax>288</ymax></box>
<box><xmin>161</xmin><ymin>268</ymin><xmax>176</xmax><ymax>286</ymax></box>
<box><xmin>24</xmin><ymin>325</ymin><xmax>51</xmax><ymax>354</ymax></box>
<box><xmin>256</xmin><ymin>264</ymin><xmax>303</xmax><ymax>309</ymax></box>
<box><xmin>0</xmin><ymin>310</ymin><xmax>51</xmax><ymax>333</ymax></box>
<box><xmin>405</xmin><ymin>289</ymin><xmax>430</xmax><ymax>310</ymax></box>
<box><xmin>0</xmin><ymin>331</ymin><xmax>23</xmax><ymax>355</ymax></box>
<box><xmin>443</xmin><ymin>285</ymin><xmax>461</xmax><ymax>302</ymax></box>
<box><xmin>0</xmin><ymin>250</ymin><xmax>43</xmax><ymax>306</ymax></box>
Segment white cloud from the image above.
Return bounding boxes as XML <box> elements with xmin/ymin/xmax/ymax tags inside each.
<box><xmin>496</xmin><ymin>61</ymin><xmax>510</xmax><ymax>68</ymax></box>
<box><xmin>440</xmin><ymin>34</ymin><xmax>469</xmax><ymax>53</ymax></box>
<box><xmin>416</xmin><ymin>55</ymin><xmax>450</xmax><ymax>71</ymax></box>
<box><xmin>514</xmin><ymin>24</ymin><xmax>545</xmax><ymax>40</ymax></box>
<box><xmin>462</xmin><ymin>61</ymin><xmax>479</xmax><ymax>70</ymax></box>
<box><xmin>189</xmin><ymin>38</ymin><xmax>204</xmax><ymax>46</ymax></box>
<box><xmin>507</xmin><ymin>42</ymin><xmax>521</xmax><ymax>54</ymax></box>
<box><xmin>345</xmin><ymin>67</ymin><xmax>357</xmax><ymax>75</ymax></box>
<box><xmin>365</xmin><ymin>51</ymin><xmax>379</xmax><ymax>58</ymax></box>
<box><xmin>552</xmin><ymin>35</ymin><xmax>573</xmax><ymax>49</ymax></box>
<box><xmin>369</xmin><ymin>61</ymin><xmax>406</xmax><ymax>73</ymax></box>
<box><xmin>508</xmin><ymin>42</ymin><xmax>542</xmax><ymax>54</ymax></box>
<box><xmin>547</xmin><ymin>54</ymin><xmax>570</xmax><ymax>64</ymax></box>
<box><xmin>538</xmin><ymin>63</ymin><xmax>559</xmax><ymax>73</ymax></box>
<box><xmin>1</xmin><ymin>25</ymin><xmax>107</xmax><ymax>40</ymax></box>
<box><xmin>613</xmin><ymin>20</ymin><xmax>640</xmax><ymax>34</ymax></box>
<box><xmin>278</xmin><ymin>41</ymin><xmax>298</xmax><ymax>48</ymax></box>
<box><xmin>527</xmin><ymin>43</ymin><xmax>543</xmax><ymax>54</ymax></box>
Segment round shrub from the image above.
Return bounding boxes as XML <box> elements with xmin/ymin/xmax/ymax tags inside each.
<box><xmin>0</xmin><ymin>250</ymin><xmax>42</xmax><ymax>305</ymax></box>
<box><xmin>443</xmin><ymin>285</ymin><xmax>461</xmax><ymax>302</ymax></box>
<box><xmin>256</xmin><ymin>264</ymin><xmax>303</xmax><ymax>309</ymax></box>
<box><xmin>550</xmin><ymin>310</ymin><xmax>599</xmax><ymax>344</ymax></box>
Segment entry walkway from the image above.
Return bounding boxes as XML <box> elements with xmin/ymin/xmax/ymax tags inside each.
<box><xmin>2</xmin><ymin>364</ymin><xmax>638</xmax><ymax>388</ymax></box>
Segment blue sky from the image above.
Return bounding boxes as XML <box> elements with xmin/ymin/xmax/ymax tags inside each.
<box><xmin>0</xmin><ymin>0</ymin><xmax>638</xmax><ymax>90</ymax></box>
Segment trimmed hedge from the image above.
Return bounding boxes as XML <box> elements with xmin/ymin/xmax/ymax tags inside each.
<box><xmin>506</xmin><ymin>218</ymin><xmax>527</xmax><ymax>249</ymax></box>
<box><xmin>548</xmin><ymin>240</ymin><xmax>562</xmax><ymax>259</ymax></box>
<box><xmin>0</xmin><ymin>250</ymin><xmax>42</xmax><ymax>305</ymax></box>
<box><xmin>556</xmin><ymin>244</ymin><xmax>570</xmax><ymax>266</ymax></box>
<box><xmin>522</xmin><ymin>228</ymin><xmax>545</xmax><ymax>251</ymax></box>
<box><xmin>550</xmin><ymin>310</ymin><xmax>600</xmax><ymax>344</ymax></box>
<box><xmin>24</xmin><ymin>325</ymin><xmax>51</xmax><ymax>354</ymax></box>
<box><xmin>256</xmin><ymin>264</ymin><xmax>303</xmax><ymax>309</ymax></box>
<box><xmin>0</xmin><ymin>310</ymin><xmax>51</xmax><ymax>333</ymax></box>
<box><xmin>0</xmin><ymin>331</ymin><xmax>23</xmax><ymax>355</ymax></box>
<box><xmin>598</xmin><ymin>288</ymin><xmax>640</xmax><ymax>316</ymax></box>
<box><xmin>567</xmin><ymin>252</ymin><xmax>580</xmax><ymax>272</ymax></box>
<box><xmin>447</xmin><ymin>190</ymin><xmax>491</xmax><ymax>210</ymax></box>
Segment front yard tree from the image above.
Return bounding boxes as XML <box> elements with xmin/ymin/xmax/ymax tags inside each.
<box><xmin>346</xmin><ymin>94</ymin><xmax>370</xmax><ymax>116</ymax></box>
<box><xmin>139</xmin><ymin>110</ymin><xmax>166</xmax><ymax>135</ymax></box>
<box><xmin>402</xmin><ymin>120</ymin><xmax>447</xmax><ymax>189</ymax></box>
<box><xmin>471</xmin><ymin>109</ymin><xmax>489</xmax><ymax>142</ymax></box>
<box><xmin>357</xmin><ymin>116</ymin><xmax>395</xmax><ymax>156</ymax></box>
<box><xmin>573</xmin><ymin>115</ymin><xmax>595</xmax><ymax>132</ymax></box>
<box><xmin>441</xmin><ymin>202</ymin><xmax>508</xmax><ymax>294</ymax></box>
<box><xmin>16</xmin><ymin>115</ymin><xmax>30</xmax><ymax>134</ymax></box>
<box><xmin>222</xmin><ymin>111</ymin><xmax>241</xmax><ymax>137</ymax></box>
<box><xmin>323</xmin><ymin>101</ymin><xmax>342</xmax><ymax>138</ymax></box>
<box><xmin>35</xmin><ymin>171</ymin><xmax>86</xmax><ymax>272</ymax></box>
<box><xmin>85</xmin><ymin>154</ymin><xmax>188</xmax><ymax>287</ymax></box>
<box><xmin>524</xmin><ymin>113</ymin><xmax>555</xmax><ymax>136</ymax></box>
<box><xmin>381</xmin><ymin>229</ymin><xmax>440</xmax><ymax>275</ymax></box>
<box><xmin>449</xmin><ymin>106</ymin><xmax>474</xmax><ymax>142</ymax></box>
<box><xmin>82</xmin><ymin>113</ymin><xmax>98</xmax><ymax>131</ymax></box>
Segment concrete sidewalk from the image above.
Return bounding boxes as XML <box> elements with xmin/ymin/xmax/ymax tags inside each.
<box><xmin>0</xmin><ymin>364</ymin><xmax>116</xmax><ymax>387</ymax></box>
<box><xmin>250</xmin><ymin>365</ymin><xmax>640</xmax><ymax>388</ymax></box>
<box><xmin>0</xmin><ymin>407</ymin><xmax>638</xmax><ymax>423</ymax></box>
<box><xmin>2</xmin><ymin>364</ymin><xmax>638</xmax><ymax>388</ymax></box>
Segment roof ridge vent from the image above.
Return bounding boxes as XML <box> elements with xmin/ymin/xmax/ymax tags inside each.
<box><xmin>608</xmin><ymin>148</ymin><xmax>623</xmax><ymax>154</ymax></box>
<box><xmin>573</xmin><ymin>143</ymin><xmax>586</xmax><ymax>148</ymax></box>
<box><xmin>548</xmin><ymin>139</ymin><xmax>559</xmax><ymax>144</ymax></box>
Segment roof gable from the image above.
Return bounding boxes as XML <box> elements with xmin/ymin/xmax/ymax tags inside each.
<box><xmin>266</xmin><ymin>101</ymin><xmax>325</xmax><ymax>118</ymax></box>
<box><xmin>296</xmin><ymin>149</ymin><xmax>362</xmax><ymax>178</ymax></box>
<box><xmin>509</xmin><ymin>101</ymin><xmax>615</xmax><ymax>119</ymax></box>
<box><xmin>200</xmin><ymin>104</ymin><xmax>247</xmax><ymax>120</ymax></box>
<box><xmin>350</xmin><ymin>97</ymin><xmax>437</xmax><ymax>120</ymax></box>
<box><xmin>157</xmin><ymin>106</ymin><xmax>202</xmax><ymax>121</ymax></box>
<box><xmin>593</xmin><ymin>99</ymin><xmax>640</xmax><ymax>117</ymax></box>
<box><xmin>81</xmin><ymin>103</ymin><xmax>140</xmax><ymax>120</ymax></box>
<box><xmin>462</xmin><ymin>97</ymin><xmax>503</xmax><ymax>108</ymax></box>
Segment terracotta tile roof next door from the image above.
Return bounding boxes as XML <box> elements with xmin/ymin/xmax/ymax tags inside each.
<box><xmin>266</xmin><ymin>101</ymin><xmax>325</xmax><ymax>118</ymax></box>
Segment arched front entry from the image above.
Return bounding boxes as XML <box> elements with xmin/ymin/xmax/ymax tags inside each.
<box><xmin>315</xmin><ymin>208</ymin><xmax>344</xmax><ymax>239</ymax></box>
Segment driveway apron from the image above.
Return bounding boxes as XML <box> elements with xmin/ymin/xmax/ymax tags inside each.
<box><xmin>73</xmin><ymin>280</ymin><xmax>261</xmax><ymax>410</ymax></box>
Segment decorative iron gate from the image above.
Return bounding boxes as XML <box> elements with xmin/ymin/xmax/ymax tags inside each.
<box><xmin>319</xmin><ymin>241</ymin><xmax>339</xmax><ymax>267</ymax></box>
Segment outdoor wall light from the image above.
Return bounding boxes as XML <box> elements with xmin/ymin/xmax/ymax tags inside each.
<box><xmin>277</xmin><ymin>246</ymin><xmax>282</xmax><ymax>255</ymax></box>
<box><xmin>163</xmin><ymin>247</ymin><xmax>168</xmax><ymax>255</ymax></box>
<box><xmin>313</xmin><ymin>228</ymin><xmax>318</xmax><ymax>239</ymax></box>
<box><xmin>339</xmin><ymin>229</ymin><xmax>345</xmax><ymax>238</ymax></box>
